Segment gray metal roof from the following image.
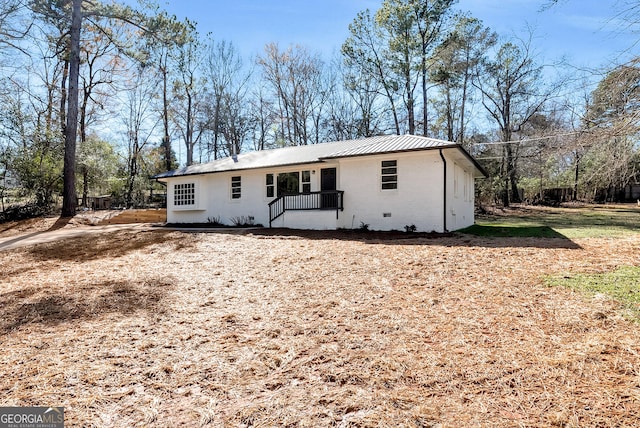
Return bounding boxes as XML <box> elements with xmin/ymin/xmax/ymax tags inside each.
<box><xmin>154</xmin><ymin>135</ymin><xmax>487</xmax><ymax>179</ymax></box>
<box><xmin>321</xmin><ymin>134</ymin><xmax>456</xmax><ymax>158</ymax></box>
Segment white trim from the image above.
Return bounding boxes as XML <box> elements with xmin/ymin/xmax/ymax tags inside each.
<box><xmin>171</xmin><ymin>180</ymin><xmax>203</xmax><ymax>211</ymax></box>
<box><xmin>230</xmin><ymin>175</ymin><xmax>242</xmax><ymax>201</ymax></box>
<box><xmin>380</xmin><ymin>159</ymin><xmax>398</xmax><ymax>191</ymax></box>
<box><xmin>265</xmin><ymin>173</ymin><xmax>275</xmax><ymax>200</ymax></box>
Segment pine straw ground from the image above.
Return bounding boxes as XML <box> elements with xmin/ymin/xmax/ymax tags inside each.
<box><xmin>0</xmin><ymin>225</ymin><xmax>639</xmax><ymax>426</ymax></box>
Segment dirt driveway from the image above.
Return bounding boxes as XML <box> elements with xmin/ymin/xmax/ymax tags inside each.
<box><xmin>0</xmin><ymin>209</ymin><xmax>167</xmax><ymax>251</ymax></box>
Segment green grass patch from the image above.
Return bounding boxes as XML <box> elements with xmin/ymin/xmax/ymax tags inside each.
<box><xmin>460</xmin><ymin>224</ymin><xmax>565</xmax><ymax>238</ymax></box>
<box><xmin>545</xmin><ymin>266</ymin><xmax>640</xmax><ymax>320</ymax></box>
<box><xmin>463</xmin><ymin>206</ymin><xmax>640</xmax><ymax>239</ymax></box>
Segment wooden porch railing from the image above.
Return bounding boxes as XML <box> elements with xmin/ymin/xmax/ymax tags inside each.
<box><xmin>268</xmin><ymin>190</ymin><xmax>344</xmax><ymax>227</ymax></box>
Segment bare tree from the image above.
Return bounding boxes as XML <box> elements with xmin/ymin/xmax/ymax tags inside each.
<box><xmin>60</xmin><ymin>0</ymin><xmax>81</xmax><ymax>217</ymax></box>
<box><xmin>203</xmin><ymin>39</ymin><xmax>252</xmax><ymax>159</ymax></box>
<box><xmin>376</xmin><ymin>0</ymin><xmax>420</xmax><ymax>135</ymax></box>
<box><xmin>29</xmin><ymin>0</ymin><xmax>151</xmax><ymax>216</ymax></box>
<box><xmin>341</xmin><ymin>52</ymin><xmax>384</xmax><ymax>138</ymax></box>
<box><xmin>0</xmin><ymin>0</ymin><xmax>30</xmax><ymax>52</ymax></box>
<box><xmin>412</xmin><ymin>0</ymin><xmax>455</xmax><ymax>136</ymax></box>
<box><xmin>343</xmin><ymin>10</ymin><xmax>402</xmax><ymax>135</ymax></box>
<box><xmin>139</xmin><ymin>9</ymin><xmax>190</xmax><ymax>171</ymax></box>
<box><xmin>474</xmin><ymin>35</ymin><xmax>557</xmax><ymax>205</ymax></box>
<box><xmin>431</xmin><ymin>15</ymin><xmax>496</xmax><ymax>143</ymax></box>
<box><xmin>77</xmin><ymin>19</ymin><xmax>127</xmax><ymax>206</ymax></box>
<box><xmin>257</xmin><ymin>43</ymin><xmax>325</xmax><ymax>146</ymax></box>
<box><xmin>323</xmin><ymin>59</ymin><xmax>361</xmax><ymax>141</ymax></box>
<box><xmin>580</xmin><ymin>58</ymin><xmax>640</xmax><ymax>200</ymax></box>
<box><xmin>171</xmin><ymin>23</ymin><xmax>209</xmax><ymax>166</ymax></box>
<box><xmin>248</xmin><ymin>82</ymin><xmax>275</xmax><ymax>151</ymax></box>
<box><xmin>121</xmin><ymin>64</ymin><xmax>159</xmax><ymax>207</ymax></box>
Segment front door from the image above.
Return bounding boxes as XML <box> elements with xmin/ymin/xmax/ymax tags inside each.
<box><xmin>320</xmin><ymin>168</ymin><xmax>337</xmax><ymax>208</ymax></box>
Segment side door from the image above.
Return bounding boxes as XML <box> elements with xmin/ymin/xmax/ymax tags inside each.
<box><xmin>320</xmin><ymin>168</ymin><xmax>337</xmax><ymax>208</ymax></box>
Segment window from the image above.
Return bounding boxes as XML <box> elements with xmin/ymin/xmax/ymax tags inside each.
<box><xmin>231</xmin><ymin>176</ymin><xmax>241</xmax><ymax>199</ymax></box>
<box><xmin>467</xmin><ymin>171</ymin><xmax>474</xmax><ymax>202</ymax></box>
<box><xmin>381</xmin><ymin>160</ymin><xmax>397</xmax><ymax>190</ymax></box>
<box><xmin>174</xmin><ymin>183</ymin><xmax>195</xmax><ymax>206</ymax></box>
<box><xmin>454</xmin><ymin>164</ymin><xmax>460</xmax><ymax>198</ymax></box>
<box><xmin>464</xmin><ymin>170</ymin><xmax>470</xmax><ymax>201</ymax></box>
<box><xmin>278</xmin><ymin>172</ymin><xmax>299</xmax><ymax>196</ymax></box>
<box><xmin>302</xmin><ymin>170</ymin><xmax>311</xmax><ymax>193</ymax></box>
<box><xmin>266</xmin><ymin>174</ymin><xmax>274</xmax><ymax>198</ymax></box>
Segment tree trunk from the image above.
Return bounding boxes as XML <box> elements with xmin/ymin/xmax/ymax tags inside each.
<box><xmin>0</xmin><ymin>169</ymin><xmax>5</xmax><ymax>212</ymax></box>
<box><xmin>404</xmin><ymin>47</ymin><xmax>414</xmax><ymax>135</ymax></box>
<box><xmin>212</xmin><ymin>95</ymin><xmax>221</xmax><ymax>159</ymax></box>
<box><xmin>81</xmin><ymin>165</ymin><xmax>88</xmax><ymax>208</ymax></box>
<box><xmin>61</xmin><ymin>0</ymin><xmax>81</xmax><ymax>217</ymax></box>
<box><xmin>390</xmin><ymin>98</ymin><xmax>401</xmax><ymax>135</ymax></box>
<box><xmin>539</xmin><ymin>152</ymin><xmax>544</xmax><ymax>202</ymax></box>
<box><xmin>80</xmin><ymin>75</ymin><xmax>91</xmax><ymax>144</ymax></box>
<box><xmin>458</xmin><ymin>50</ymin><xmax>471</xmax><ymax>143</ymax></box>
<box><xmin>573</xmin><ymin>151</ymin><xmax>580</xmax><ymax>200</ymax></box>
<box><xmin>501</xmin><ymin>145</ymin><xmax>509</xmax><ymax>206</ymax></box>
<box><xmin>421</xmin><ymin>55</ymin><xmax>428</xmax><ymax>136</ymax></box>
<box><xmin>185</xmin><ymin>89</ymin><xmax>194</xmax><ymax>166</ymax></box>
<box><xmin>446</xmin><ymin>85</ymin><xmax>454</xmax><ymax>141</ymax></box>
<box><xmin>374</xmin><ymin>59</ymin><xmax>400</xmax><ymax>135</ymax></box>
<box><xmin>126</xmin><ymin>148</ymin><xmax>138</xmax><ymax>208</ymax></box>
<box><xmin>161</xmin><ymin>59</ymin><xmax>173</xmax><ymax>170</ymax></box>
<box><xmin>506</xmin><ymin>144</ymin><xmax>521</xmax><ymax>203</ymax></box>
<box><xmin>60</xmin><ymin>59</ymin><xmax>69</xmax><ymax>134</ymax></box>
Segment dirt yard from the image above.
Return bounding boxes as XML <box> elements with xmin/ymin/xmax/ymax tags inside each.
<box><xmin>0</xmin><ymin>216</ymin><xmax>639</xmax><ymax>426</ymax></box>
<box><xmin>0</xmin><ymin>209</ymin><xmax>166</xmax><ymax>239</ymax></box>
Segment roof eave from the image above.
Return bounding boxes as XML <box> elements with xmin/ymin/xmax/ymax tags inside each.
<box><xmin>321</xmin><ymin>144</ymin><xmax>489</xmax><ymax>178</ymax></box>
<box><xmin>151</xmin><ymin>159</ymin><xmax>330</xmax><ymax>180</ymax></box>
<box><xmin>442</xmin><ymin>146</ymin><xmax>489</xmax><ymax>178</ymax></box>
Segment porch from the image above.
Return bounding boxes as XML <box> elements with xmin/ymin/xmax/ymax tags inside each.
<box><xmin>268</xmin><ymin>190</ymin><xmax>344</xmax><ymax>228</ymax></box>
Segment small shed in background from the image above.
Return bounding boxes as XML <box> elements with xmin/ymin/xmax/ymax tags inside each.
<box><xmin>86</xmin><ymin>195</ymin><xmax>112</xmax><ymax>210</ymax></box>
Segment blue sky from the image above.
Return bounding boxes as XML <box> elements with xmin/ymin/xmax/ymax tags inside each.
<box><xmin>152</xmin><ymin>0</ymin><xmax>637</xmax><ymax>69</ymax></box>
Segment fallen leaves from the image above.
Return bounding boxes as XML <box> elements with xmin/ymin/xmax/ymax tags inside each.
<box><xmin>0</xmin><ymin>228</ymin><xmax>639</xmax><ymax>426</ymax></box>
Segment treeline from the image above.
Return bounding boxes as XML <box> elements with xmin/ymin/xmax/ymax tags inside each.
<box><xmin>0</xmin><ymin>0</ymin><xmax>638</xmax><ymax>217</ymax></box>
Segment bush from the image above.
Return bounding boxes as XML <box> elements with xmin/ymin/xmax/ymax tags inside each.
<box><xmin>0</xmin><ymin>203</ymin><xmax>52</xmax><ymax>223</ymax></box>
<box><xmin>207</xmin><ymin>215</ymin><xmax>224</xmax><ymax>226</ymax></box>
<box><xmin>230</xmin><ymin>215</ymin><xmax>257</xmax><ymax>227</ymax></box>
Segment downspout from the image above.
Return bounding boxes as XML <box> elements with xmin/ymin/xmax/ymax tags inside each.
<box><xmin>439</xmin><ymin>149</ymin><xmax>447</xmax><ymax>232</ymax></box>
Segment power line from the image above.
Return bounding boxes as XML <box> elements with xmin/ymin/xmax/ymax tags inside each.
<box><xmin>472</xmin><ymin>131</ymin><xmax>584</xmax><ymax>145</ymax></box>
<box><xmin>475</xmin><ymin>155</ymin><xmax>549</xmax><ymax>160</ymax></box>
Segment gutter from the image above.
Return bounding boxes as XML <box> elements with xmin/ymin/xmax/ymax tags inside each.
<box><xmin>439</xmin><ymin>149</ymin><xmax>447</xmax><ymax>233</ymax></box>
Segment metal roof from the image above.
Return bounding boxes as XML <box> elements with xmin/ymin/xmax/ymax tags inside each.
<box><xmin>154</xmin><ymin>135</ymin><xmax>487</xmax><ymax>179</ymax></box>
<box><xmin>321</xmin><ymin>134</ymin><xmax>457</xmax><ymax>158</ymax></box>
